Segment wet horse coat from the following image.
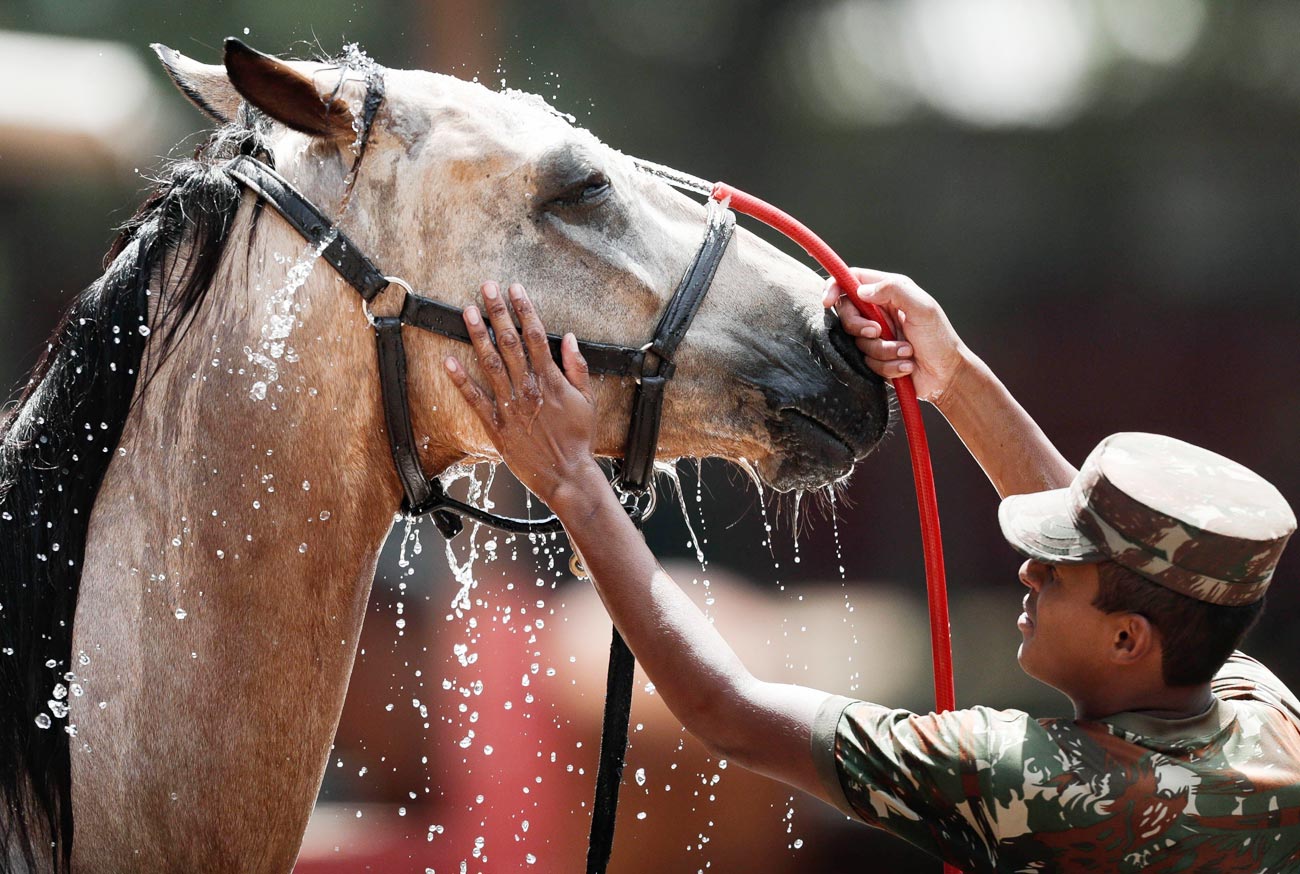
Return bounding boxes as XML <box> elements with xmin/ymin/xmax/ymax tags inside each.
<box><xmin>0</xmin><ymin>41</ymin><xmax>888</xmax><ymax>872</ymax></box>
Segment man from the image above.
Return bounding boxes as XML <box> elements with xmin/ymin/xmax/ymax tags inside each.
<box><xmin>441</xmin><ymin>273</ymin><xmax>1299</xmax><ymax>871</ymax></box>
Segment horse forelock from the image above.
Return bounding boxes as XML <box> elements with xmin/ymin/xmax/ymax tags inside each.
<box><xmin>0</xmin><ymin>116</ymin><xmax>268</xmax><ymax>873</ymax></box>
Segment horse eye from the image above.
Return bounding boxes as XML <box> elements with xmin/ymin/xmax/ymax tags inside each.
<box><xmin>547</xmin><ymin>172</ymin><xmax>611</xmax><ymax>208</ymax></box>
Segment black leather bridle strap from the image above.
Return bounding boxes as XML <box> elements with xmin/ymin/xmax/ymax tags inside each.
<box><xmin>618</xmin><ymin>203</ymin><xmax>735</xmax><ymax>492</ymax></box>
<box><xmin>399</xmin><ymin>293</ymin><xmax>648</xmax><ymax>379</ymax></box>
<box><xmin>376</xmin><ymin>306</ymin><xmax>572</xmax><ymax>537</ymax></box>
<box><xmin>373</xmin><ymin>315</ymin><xmax>472</xmax><ymax>538</ymax></box>
<box><xmin>227</xmin><ymin>154</ymin><xmax>391</xmax><ymax>301</ymax></box>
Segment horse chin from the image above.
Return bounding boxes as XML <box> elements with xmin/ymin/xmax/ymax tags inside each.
<box><xmin>755</xmin><ymin>410</ymin><xmax>860</xmax><ymax>493</ymax></box>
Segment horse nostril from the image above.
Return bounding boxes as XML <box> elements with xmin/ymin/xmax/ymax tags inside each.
<box><xmin>823</xmin><ymin>310</ymin><xmax>877</xmax><ymax>382</ymax></box>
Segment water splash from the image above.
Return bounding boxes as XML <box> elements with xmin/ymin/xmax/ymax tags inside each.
<box><xmin>337</xmin><ymin>42</ymin><xmax>381</xmax><ymax>156</ymax></box>
<box><xmin>502</xmin><ymin>87</ymin><xmax>576</xmax><ymax>124</ymax></box>
<box><xmin>663</xmin><ymin>463</ymin><xmax>706</xmax><ymax>567</ymax></box>
<box><xmin>245</xmin><ymin>231</ymin><xmax>336</xmax><ymax>401</ymax></box>
<box><xmin>630</xmin><ymin>157</ymin><xmax>713</xmax><ymax>196</ymax></box>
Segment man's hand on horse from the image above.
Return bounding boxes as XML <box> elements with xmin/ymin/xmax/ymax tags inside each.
<box><xmin>444</xmin><ymin>281</ymin><xmax>599</xmax><ymax>507</ymax></box>
<box><xmin>823</xmin><ymin>266</ymin><xmax>970</xmax><ymax>406</ymax></box>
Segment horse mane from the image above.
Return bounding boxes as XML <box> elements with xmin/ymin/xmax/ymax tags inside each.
<box><xmin>0</xmin><ymin>112</ymin><xmax>271</xmax><ymax>873</ymax></box>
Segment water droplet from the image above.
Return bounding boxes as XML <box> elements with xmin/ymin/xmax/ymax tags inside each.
<box><xmin>174</xmin><ymin>607</ymin><xmax>187</xmax><ymax>620</ymax></box>
<box><xmin>298</xmin><ymin>543</ymin><xmax>308</xmax><ymax>554</ymax></box>
<box><xmin>48</xmin><ymin>700</ymin><xmax>68</xmax><ymax>719</ymax></box>
<box><xmin>137</xmin><ymin>324</ymin><xmax>151</xmax><ymax>336</ymax></box>
<box><xmin>302</xmin><ymin>480</ymin><xmax>310</xmax><ymax>491</ymax></box>
<box><xmin>634</xmin><ymin>768</ymin><xmax>646</xmax><ymax>786</ymax></box>
<box><xmin>249</xmin><ymin>381</ymin><xmax>268</xmax><ymax>401</ymax></box>
<box><xmin>34</xmin><ymin>713</ymin><xmax>51</xmax><ymax>729</ymax></box>
<box><xmin>319</xmin><ymin>510</ymin><xmax>331</xmax><ymax>521</ymax></box>
<box><xmin>636</xmin><ymin>811</ymin><xmax>647</xmax><ymax>820</ymax></box>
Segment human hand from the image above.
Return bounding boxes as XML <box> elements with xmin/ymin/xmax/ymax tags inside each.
<box><xmin>821</xmin><ymin>267</ymin><xmax>969</xmax><ymax>406</ymax></box>
<box><xmin>443</xmin><ymin>281</ymin><xmax>599</xmax><ymax>507</ymax></box>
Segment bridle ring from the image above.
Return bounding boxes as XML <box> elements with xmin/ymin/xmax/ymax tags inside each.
<box><xmin>364</xmin><ymin>275</ymin><xmax>414</xmax><ymax>325</ymax></box>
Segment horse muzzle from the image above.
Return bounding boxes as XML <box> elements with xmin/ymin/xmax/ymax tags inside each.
<box><xmin>749</xmin><ymin>311</ymin><xmax>891</xmax><ymax>492</ymax></box>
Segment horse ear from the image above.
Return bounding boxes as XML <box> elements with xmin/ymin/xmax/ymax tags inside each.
<box><xmin>222</xmin><ymin>38</ymin><xmax>355</xmax><ymax>140</ymax></box>
<box><xmin>152</xmin><ymin>43</ymin><xmax>242</xmax><ymax>124</ymax></box>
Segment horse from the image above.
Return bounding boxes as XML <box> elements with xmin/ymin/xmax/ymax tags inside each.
<box><xmin>0</xmin><ymin>39</ymin><xmax>888</xmax><ymax>872</ymax></box>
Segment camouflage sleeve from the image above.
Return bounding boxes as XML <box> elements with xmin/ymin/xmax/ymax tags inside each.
<box><xmin>810</xmin><ymin>694</ymin><xmax>858</xmax><ymax>816</ymax></box>
<box><xmin>811</xmin><ymin>698</ymin><xmax>1035</xmax><ymax>868</ymax></box>
<box><xmin>1212</xmin><ymin>651</ymin><xmax>1300</xmax><ymax>721</ymax></box>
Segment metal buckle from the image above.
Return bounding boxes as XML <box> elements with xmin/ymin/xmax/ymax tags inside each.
<box><xmin>633</xmin><ymin>341</ymin><xmax>653</xmax><ymax>384</ymax></box>
<box><xmin>364</xmin><ymin>275</ymin><xmax>414</xmax><ymax>326</ymax></box>
<box><xmin>615</xmin><ymin>484</ymin><xmax>657</xmax><ymax>525</ymax></box>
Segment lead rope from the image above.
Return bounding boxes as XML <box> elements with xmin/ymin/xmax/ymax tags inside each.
<box><xmin>711</xmin><ymin>182</ymin><xmax>959</xmax><ymax>874</ymax></box>
<box><xmin>585</xmin><ymin>206</ymin><xmax>735</xmax><ymax>874</ymax></box>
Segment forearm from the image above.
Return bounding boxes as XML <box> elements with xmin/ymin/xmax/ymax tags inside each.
<box><xmin>552</xmin><ymin>465</ymin><xmax>756</xmax><ymax>738</ymax></box>
<box><xmin>833</xmin><ymin>273</ymin><xmax>1075</xmax><ymax>496</ymax></box>
<box><xmin>445</xmin><ymin>284</ymin><xmax>829</xmax><ymax>801</ymax></box>
<box><xmin>549</xmin><ymin>465</ymin><xmax>826</xmax><ymax>793</ymax></box>
<box><xmin>936</xmin><ymin>351</ymin><xmax>1077</xmax><ymax>497</ymax></box>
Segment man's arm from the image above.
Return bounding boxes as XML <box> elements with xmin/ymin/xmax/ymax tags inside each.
<box><xmin>552</xmin><ymin>465</ymin><xmax>833</xmax><ymax>797</ymax></box>
<box><xmin>825</xmin><ymin>268</ymin><xmax>1076</xmax><ymax>496</ymax></box>
<box><xmin>442</xmin><ymin>281</ymin><xmax>836</xmax><ymax>805</ymax></box>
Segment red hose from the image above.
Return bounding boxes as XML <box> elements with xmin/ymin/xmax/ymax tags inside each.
<box><xmin>715</xmin><ymin>183</ymin><xmax>958</xmax><ymax>874</ymax></box>
<box><xmin>712</xmin><ymin>183</ymin><xmax>956</xmax><ymax>715</ymax></box>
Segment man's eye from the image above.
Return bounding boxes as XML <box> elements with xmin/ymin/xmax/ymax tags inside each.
<box><xmin>548</xmin><ymin>172</ymin><xmax>611</xmax><ymax>208</ymax></box>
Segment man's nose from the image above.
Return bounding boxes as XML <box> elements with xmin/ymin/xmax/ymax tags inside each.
<box><xmin>1019</xmin><ymin>559</ymin><xmax>1046</xmax><ymax>592</ymax></box>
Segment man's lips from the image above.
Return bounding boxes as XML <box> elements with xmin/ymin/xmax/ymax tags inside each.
<box><xmin>1018</xmin><ymin>595</ymin><xmax>1036</xmax><ymax>631</ymax></box>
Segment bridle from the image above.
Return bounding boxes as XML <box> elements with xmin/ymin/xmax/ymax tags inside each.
<box><xmin>223</xmin><ymin>67</ymin><xmax>734</xmax><ymax>874</ymax></box>
<box><xmin>225</xmin><ymin>153</ymin><xmax>733</xmax><ymax>540</ymax></box>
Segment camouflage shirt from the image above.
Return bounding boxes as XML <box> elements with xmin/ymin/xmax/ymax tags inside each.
<box><xmin>811</xmin><ymin>653</ymin><xmax>1300</xmax><ymax>872</ymax></box>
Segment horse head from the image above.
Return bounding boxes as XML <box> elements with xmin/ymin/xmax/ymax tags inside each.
<box><xmin>157</xmin><ymin>40</ymin><xmax>890</xmax><ymax>496</ymax></box>
<box><xmin>0</xmin><ymin>41</ymin><xmax>895</xmax><ymax>872</ymax></box>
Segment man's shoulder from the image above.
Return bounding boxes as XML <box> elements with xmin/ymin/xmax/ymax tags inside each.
<box><xmin>1213</xmin><ymin>651</ymin><xmax>1300</xmax><ymax>722</ymax></box>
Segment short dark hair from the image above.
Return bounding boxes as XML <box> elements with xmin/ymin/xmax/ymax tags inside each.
<box><xmin>1091</xmin><ymin>561</ymin><xmax>1265</xmax><ymax>686</ymax></box>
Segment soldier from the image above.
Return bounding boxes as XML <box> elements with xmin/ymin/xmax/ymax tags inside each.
<box><xmin>443</xmin><ymin>276</ymin><xmax>1299</xmax><ymax>871</ymax></box>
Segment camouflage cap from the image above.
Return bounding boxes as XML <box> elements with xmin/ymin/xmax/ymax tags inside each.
<box><xmin>998</xmin><ymin>433</ymin><xmax>1296</xmax><ymax>605</ymax></box>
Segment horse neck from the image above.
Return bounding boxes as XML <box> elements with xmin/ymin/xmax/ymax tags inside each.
<box><xmin>118</xmin><ymin>197</ymin><xmax>402</xmax><ymax>562</ymax></box>
<box><xmin>70</xmin><ymin>190</ymin><xmax>412</xmax><ymax>864</ymax></box>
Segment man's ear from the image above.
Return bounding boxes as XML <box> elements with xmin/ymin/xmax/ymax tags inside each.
<box><xmin>153</xmin><ymin>43</ymin><xmax>242</xmax><ymax>124</ymax></box>
<box><xmin>1111</xmin><ymin>614</ymin><xmax>1158</xmax><ymax>666</ymax></box>
<box><xmin>221</xmin><ymin>38</ymin><xmax>356</xmax><ymax>139</ymax></box>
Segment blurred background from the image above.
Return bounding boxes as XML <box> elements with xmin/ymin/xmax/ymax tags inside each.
<box><xmin>2</xmin><ymin>1</ymin><xmax>1298</xmax><ymax>871</ymax></box>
